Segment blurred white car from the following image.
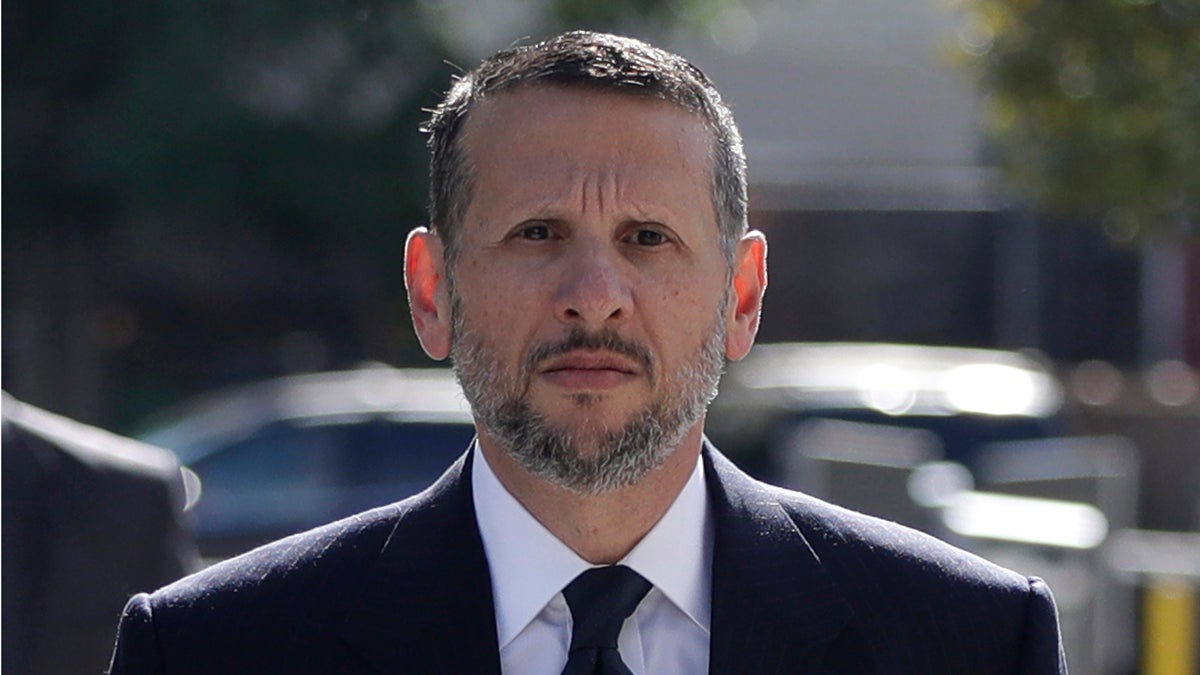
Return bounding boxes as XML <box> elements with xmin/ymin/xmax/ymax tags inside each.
<box><xmin>707</xmin><ymin>342</ymin><xmax>1065</xmax><ymax>477</ymax></box>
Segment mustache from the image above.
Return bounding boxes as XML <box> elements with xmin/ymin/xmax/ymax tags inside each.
<box><xmin>523</xmin><ymin>328</ymin><xmax>655</xmax><ymax>377</ymax></box>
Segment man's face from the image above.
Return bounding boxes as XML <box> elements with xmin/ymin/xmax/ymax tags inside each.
<box><xmin>439</xmin><ymin>86</ymin><xmax>739</xmax><ymax>493</ymax></box>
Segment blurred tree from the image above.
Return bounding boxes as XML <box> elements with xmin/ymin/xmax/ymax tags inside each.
<box><xmin>951</xmin><ymin>0</ymin><xmax>1199</xmax><ymax>241</ymax></box>
<box><xmin>2</xmin><ymin>0</ymin><xmax>722</xmax><ymax>426</ymax></box>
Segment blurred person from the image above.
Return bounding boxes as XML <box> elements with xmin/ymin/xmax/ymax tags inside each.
<box><xmin>2</xmin><ymin>392</ymin><xmax>199</xmax><ymax>675</ymax></box>
<box><xmin>109</xmin><ymin>31</ymin><xmax>1067</xmax><ymax>673</ymax></box>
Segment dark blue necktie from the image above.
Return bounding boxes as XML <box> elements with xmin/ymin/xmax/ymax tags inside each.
<box><xmin>561</xmin><ymin>565</ymin><xmax>652</xmax><ymax>675</ymax></box>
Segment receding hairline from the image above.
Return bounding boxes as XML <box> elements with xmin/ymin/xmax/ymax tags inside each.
<box><xmin>425</xmin><ymin>31</ymin><xmax>748</xmax><ymax>269</ymax></box>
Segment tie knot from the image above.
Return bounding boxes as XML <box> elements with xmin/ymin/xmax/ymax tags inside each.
<box><xmin>563</xmin><ymin>565</ymin><xmax>652</xmax><ymax>651</ymax></box>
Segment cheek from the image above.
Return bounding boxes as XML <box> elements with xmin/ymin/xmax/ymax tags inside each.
<box><xmin>455</xmin><ymin>266</ymin><xmax>541</xmax><ymax>344</ymax></box>
<box><xmin>656</xmin><ymin>263</ymin><xmax>721</xmax><ymax>308</ymax></box>
<box><xmin>462</xmin><ymin>291</ymin><xmax>513</xmax><ymax>334</ymax></box>
<box><xmin>642</xmin><ymin>275</ymin><xmax>719</xmax><ymax>335</ymax></box>
<box><xmin>458</xmin><ymin>263</ymin><xmax>514</xmax><ymax>310</ymax></box>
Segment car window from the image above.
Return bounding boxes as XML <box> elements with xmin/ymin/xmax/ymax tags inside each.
<box><xmin>190</xmin><ymin>419</ymin><xmax>475</xmax><ymax>539</ymax></box>
<box><xmin>771</xmin><ymin>409</ymin><xmax>1058</xmax><ymax>470</ymax></box>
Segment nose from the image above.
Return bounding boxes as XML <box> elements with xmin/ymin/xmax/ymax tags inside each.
<box><xmin>555</xmin><ymin>242</ymin><xmax>632</xmax><ymax>329</ymax></box>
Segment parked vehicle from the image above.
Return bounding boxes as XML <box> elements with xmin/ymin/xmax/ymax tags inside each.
<box><xmin>139</xmin><ymin>366</ymin><xmax>475</xmax><ymax>561</ymax></box>
<box><xmin>706</xmin><ymin>342</ymin><xmax>1065</xmax><ymax>480</ymax></box>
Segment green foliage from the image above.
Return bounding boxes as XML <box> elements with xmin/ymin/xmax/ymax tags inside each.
<box><xmin>952</xmin><ymin>0</ymin><xmax>1200</xmax><ymax>240</ymax></box>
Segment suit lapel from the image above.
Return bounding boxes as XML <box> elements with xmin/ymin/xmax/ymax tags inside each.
<box><xmin>336</xmin><ymin>442</ymin><xmax>853</xmax><ymax>673</ymax></box>
<box><xmin>339</xmin><ymin>450</ymin><xmax>502</xmax><ymax>674</ymax></box>
<box><xmin>705</xmin><ymin>445</ymin><xmax>854</xmax><ymax>674</ymax></box>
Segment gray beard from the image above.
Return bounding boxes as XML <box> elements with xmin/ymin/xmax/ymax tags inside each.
<box><xmin>449</xmin><ymin>294</ymin><xmax>727</xmax><ymax>495</ymax></box>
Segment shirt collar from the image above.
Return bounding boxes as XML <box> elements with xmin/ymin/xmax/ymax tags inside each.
<box><xmin>471</xmin><ymin>441</ymin><xmax>713</xmax><ymax>649</ymax></box>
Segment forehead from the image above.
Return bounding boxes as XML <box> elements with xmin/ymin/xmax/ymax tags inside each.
<box><xmin>460</xmin><ymin>85</ymin><xmax>715</xmax><ymax>187</ymax></box>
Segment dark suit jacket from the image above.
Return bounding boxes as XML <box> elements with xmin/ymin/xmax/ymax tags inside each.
<box><xmin>2</xmin><ymin>394</ymin><xmax>200</xmax><ymax>675</ymax></box>
<box><xmin>108</xmin><ymin>444</ymin><xmax>1067</xmax><ymax>674</ymax></box>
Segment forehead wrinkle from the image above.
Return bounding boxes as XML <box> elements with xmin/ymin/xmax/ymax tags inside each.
<box><xmin>464</xmin><ymin>89</ymin><xmax>714</xmax><ymax>228</ymax></box>
<box><xmin>584</xmin><ymin>161</ymin><xmax>669</xmax><ymax>220</ymax></box>
<box><xmin>536</xmin><ymin>163</ymin><xmax>655</xmax><ymax>221</ymax></box>
<box><xmin>608</xmin><ymin>165</ymin><xmax>662</xmax><ymax>223</ymax></box>
<box><xmin>582</xmin><ymin>165</ymin><xmax>621</xmax><ymax>218</ymax></box>
<box><xmin>578</xmin><ymin>167</ymin><xmax>593</xmax><ymax>217</ymax></box>
<box><xmin>482</xmin><ymin>161</ymin><xmax>700</xmax><ymax>233</ymax></box>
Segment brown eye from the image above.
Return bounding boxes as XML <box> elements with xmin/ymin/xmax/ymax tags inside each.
<box><xmin>519</xmin><ymin>223</ymin><xmax>551</xmax><ymax>240</ymax></box>
<box><xmin>633</xmin><ymin>229</ymin><xmax>667</xmax><ymax>246</ymax></box>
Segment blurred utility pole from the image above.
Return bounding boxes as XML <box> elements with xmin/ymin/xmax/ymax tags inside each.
<box><xmin>1141</xmin><ymin>242</ymin><xmax>1191</xmax><ymax>364</ymax></box>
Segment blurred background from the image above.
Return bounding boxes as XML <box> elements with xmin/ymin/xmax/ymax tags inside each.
<box><xmin>3</xmin><ymin>0</ymin><xmax>1198</xmax><ymax>673</ymax></box>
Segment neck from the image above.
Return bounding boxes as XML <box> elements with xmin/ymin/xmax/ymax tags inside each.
<box><xmin>477</xmin><ymin>424</ymin><xmax>705</xmax><ymax>565</ymax></box>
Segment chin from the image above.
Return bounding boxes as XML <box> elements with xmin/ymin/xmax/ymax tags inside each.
<box><xmin>547</xmin><ymin>399</ymin><xmax>643</xmax><ymax>431</ymax></box>
<box><xmin>566</xmin><ymin>392</ymin><xmax>604</xmax><ymax>407</ymax></box>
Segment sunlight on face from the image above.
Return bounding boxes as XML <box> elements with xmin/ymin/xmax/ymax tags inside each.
<box><xmin>440</xmin><ymin>86</ymin><xmax>736</xmax><ymax>493</ymax></box>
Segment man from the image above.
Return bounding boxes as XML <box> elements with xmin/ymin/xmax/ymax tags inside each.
<box><xmin>2</xmin><ymin>393</ymin><xmax>199</xmax><ymax>675</ymax></box>
<box><xmin>109</xmin><ymin>31</ymin><xmax>1068</xmax><ymax>674</ymax></box>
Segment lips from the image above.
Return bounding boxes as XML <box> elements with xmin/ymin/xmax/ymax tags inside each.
<box><xmin>538</xmin><ymin>350</ymin><xmax>642</xmax><ymax>390</ymax></box>
<box><xmin>541</xmin><ymin>351</ymin><xmax>641</xmax><ymax>374</ymax></box>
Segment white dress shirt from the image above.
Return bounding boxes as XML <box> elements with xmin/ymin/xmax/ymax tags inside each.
<box><xmin>472</xmin><ymin>442</ymin><xmax>714</xmax><ymax>675</ymax></box>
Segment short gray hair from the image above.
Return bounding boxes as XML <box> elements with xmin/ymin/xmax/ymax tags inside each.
<box><xmin>423</xmin><ymin>30</ymin><xmax>747</xmax><ymax>267</ymax></box>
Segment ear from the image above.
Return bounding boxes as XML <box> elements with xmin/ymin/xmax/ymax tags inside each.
<box><xmin>725</xmin><ymin>230</ymin><xmax>767</xmax><ymax>361</ymax></box>
<box><xmin>405</xmin><ymin>227</ymin><xmax>453</xmax><ymax>360</ymax></box>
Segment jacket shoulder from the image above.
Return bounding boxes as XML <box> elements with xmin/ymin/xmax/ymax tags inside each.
<box><xmin>705</xmin><ymin>442</ymin><xmax>1032</xmax><ymax>594</ymax></box>
<box><xmin>109</xmin><ymin>446</ymin><xmax>480</xmax><ymax>674</ymax></box>
<box><xmin>761</xmin><ymin>482</ymin><xmax>1065</xmax><ymax>672</ymax></box>
<box><xmin>707</xmin><ymin>443</ymin><xmax>1067</xmax><ymax>666</ymax></box>
<box><xmin>774</xmin><ymin>483</ymin><xmax>1025</xmax><ymax>584</ymax></box>
<box><xmin>152</xmin><ymin>495</ymin><xmax>414</xmax><ymax>610</ymax></box>
<box><xmin>110</xmin><ymin>489</ymin><xmax>439</xmax><ymax>674</ymax></box>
